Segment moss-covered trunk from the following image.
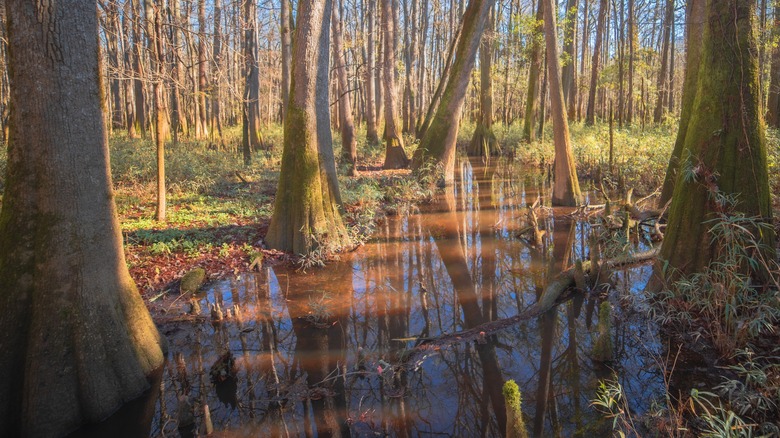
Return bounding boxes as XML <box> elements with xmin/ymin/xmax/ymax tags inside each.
<box><xmin>0</xmin><ymin>2</ymin><xmax>167</xmax><ymax>435</ymax></box>
<box><xmin>660</xmin><ymin>0</ymin><xmax>775</xmax><ymax>278</ymax></box>
<box><xmin>544</xmin><ymin>0</ymin><xmax>582</xmax><ymax>206</ymax></box>
<box><xmin>659</xmin><ymin>0</ymin><xmax>704</xmax><ymax>206</ymax></box>
<box><xmin>468</xmin><ymin>7</ymin><xmax>499</xmax><ymax>157</ymax></box>
<box><xmin>411</xmin><ymin>0</ymin><xmax>496</xmax><ymax>184</ymax></box>
<box><xmin>266</xmin><ymin>0</ymin><xmax>351</xmax><ymax>255</ymax></box>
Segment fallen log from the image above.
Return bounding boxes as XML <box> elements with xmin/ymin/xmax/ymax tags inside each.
<box><xmin>403</xmin><ymin>246</ymin><xmax>660</xmax><ymax>365</ymax></box>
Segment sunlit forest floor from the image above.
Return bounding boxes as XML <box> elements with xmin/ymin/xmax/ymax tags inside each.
<box><xmin>0</xmin><ymin>120</ymin><xmax>777</xmax><ymax>294</ymax></box>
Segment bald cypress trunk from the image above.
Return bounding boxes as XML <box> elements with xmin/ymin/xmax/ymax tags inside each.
<box><xmin>544</xmin><ymin>0</ymin><xmax>582</xmax><ymax>206</ymax></box>
<box><xmin>381</xmin><ymin>0</ymin><xmax>410</xmax><ymax>169</ymax></box>
<box><xmin>660</xmin><ymin>0</ymin><xmax>704</xmax><ymax>206</ymax></box>
<box><xmin>468</xmin><ymin>7</ymin><xmax>499</xmax><ymax>157</ymax></box>
<box><xmin>411</xmin><ymin>0</ymin><xmax>495</xmax><ymax>184</ymax></box>
<box><xmin>660</xmin><ymin>0</ymin><xmax>775</xmax><ymax>279</ymax></box>
<box><xmin>266</xmin><ymin>0</ymin><xmax>351</xmax><ymax>254</ymax></box>
<box><xmin>0</xmin><ymin>1</ymin><xmax>166</xmax><ymax>435</ymax></box>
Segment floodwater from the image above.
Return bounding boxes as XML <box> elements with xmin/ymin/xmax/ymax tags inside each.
<box><xmin>76</xmin><ymin>158</ymin><xmax>666</xmax><ymax>437</ymax></box>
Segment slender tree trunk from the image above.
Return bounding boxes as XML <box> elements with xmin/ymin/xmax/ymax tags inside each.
<box><xmin>122</xmin><ymin>0</ymin><xmax>138</xmax><ymax>138</ymax></box>
<box><xmin>468</xmin><ymin>6</ymin><xmax>498</xmax><ymax>157</ymax></box>
<box><xmin>653</xmin><ymin>0</ymin><xmax>673</xmax><ymax>123</ymax></box>
<box><xmin>561</xmin><ymin>0</ymin><xmax>578</xmax><ymax>119</ymax></box>
<box><xmin>411</xmin><ymin>0</ymin><xmax>496</xmax><ymax>184</ymax></box>
<box><xmin>170</xmin><ymin>0</ymin><xmax>187</xmax><ymax>142</ymax></box>
<box><xmin>0</xmin><ymin>1</ymin><xmax>166</xmax><ymax>434</ymax></box>
<box><xmin>267</xmin><ymin>0</ymin><xmax>351</xmax><ymax>254</ymax></box>
<box><xmin>523</xmin><ymin>0</ymin><xmax>544</xmax><ymax>140</ymax></box>
<box><xmin>196</xmin><ymin>0</ymin><xmax>209</xmax><ymax>138</ymax></box>
<box><xmin>212</xmin><ymin>0</ymin><xmax>224</xmax><ymax>142</ymax></box>
<box><xmin>146</xmin><ymin>0</ymin><xmax>167</xmax><ymax>222</ymax></box>
<box><xmin>132</xmin><ymin>0</ymin><xmax>146</xmax><ymax>136</ymax></box>
<box><xmin>586</xmin><ymin>0</ymin><xmax>608</xmax><ymax>125</ymax></box>
<box><xmin>381</xmin><ymin>0</ymin><xmax>410</xmax><ymax>169</ymax></box>
<box><xmin>332</xmin><ymin>3</ymin><xmax>358</xmax><ymax>174</ymax></box>
<box><xmin>626</xmin><ymin>0</ymin><xmax>635</xmax><ymax>124</ymax></box>
<box><xmin>242</xmin><ymin>0</ymin><xmax>262</xmax><ymax>165</ymax></box>
<box><xmin>281</xmin><ymin>0</ymin><xmax>292</xmax><ymax>120</ymax></box>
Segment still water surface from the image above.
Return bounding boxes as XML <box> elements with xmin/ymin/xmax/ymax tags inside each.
<box><xmin>76</xmin><ymin>158</ymin><xmax>665</xmax><ymax>437</ymax></box>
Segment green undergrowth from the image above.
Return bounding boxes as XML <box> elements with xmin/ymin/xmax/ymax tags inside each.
<box><xmin>458</xmin><ymin>119</ymin><xmax>680</xmax><ymax>196</ymax></box>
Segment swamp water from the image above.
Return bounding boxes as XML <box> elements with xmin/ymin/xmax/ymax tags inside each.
<box><xmin>76</xmin><ymin>158</ymin><xmax>666</xmax><ymax>437</ymax></box>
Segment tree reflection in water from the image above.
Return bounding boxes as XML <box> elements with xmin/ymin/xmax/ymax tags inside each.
<box><xmin>75</xmin><ymin>158</ymin><xmax>665</xmax><ymax>437</ymax></box>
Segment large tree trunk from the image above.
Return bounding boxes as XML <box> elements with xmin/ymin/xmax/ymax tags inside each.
<box><xmin>332</xmin><ymin>3</ymin><xmax>358</xmax><ymax>174</ymax></box>
<box><xmin>523</xmin><ymin>0</ymin><xmax>544</xmax><ymax>141</ymax></box>
<box><xmin>586</xmin><ymin>0</ymin><xmax>608</xmax><ymax>125</ymax></box>
<box><xmin>659</xmin><ymin>0</ymin><xmax>704</xmax><ymax>205</ymax></box>
<box><xmin>266</xmin><ymin>0</ymin><xmax>351</xmax><ymax>254</ymax></box>
<box><xmin>381</xmin><ymin>0</ymin><xmax>410</xmax><ymax>169</ymax></box>
<box><xmin>411</xmin><ymin>0</ymin><xmax>495</xmax><ymax>184</ymax></box>
<box><xmin>544</xmin><ymin>0</ymin><xmax>582</xmax><ymax>206</ymax></box>
<box><xmin>468</xmin><ymin>6</ymin><xmax>499</xmax><ymax>157</ymax></box>
<box><xmin>659</xmin><ymin>0</ymin><xmax>775</xmax><ymax>279</ymax></box>
<box><xmin>0</xmin><ymin>1</ymin><xmax>166</xmax><ymax>435</ymax></box>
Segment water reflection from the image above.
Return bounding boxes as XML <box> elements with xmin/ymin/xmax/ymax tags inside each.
<box><xmin>79</xmin><ymin>157</ymin><xmax>665</xmax><ymax>437</ymax></box>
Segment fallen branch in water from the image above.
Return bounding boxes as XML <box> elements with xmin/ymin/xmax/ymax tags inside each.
<box><xmin>403</xmin><ymin>246</ymin><xmax>661</xmax><ymax>365</ymax></box>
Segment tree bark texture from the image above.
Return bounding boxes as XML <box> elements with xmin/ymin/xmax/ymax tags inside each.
<box><xmin>660</xmin><ymin>0</ymin><xmax>776</xmax><ymax>278</ymax></box>
<box><xmin>412</xmin><ymin>0</ymin><xmax>496</xmax><ymax>184</ymax></box>
<box><xmin>0</xmin><ymin>1</ymin><xmax>167</xmax><ymax>435</ymax></box>
<box><xmin>660</xmin><ymin>0</ymin><xmax>704</xmax><ymax>206</ymax></box>
<box><xmin>266</xmin><ymin>0</ymin><xmax>351</xmax><ymax>254</ymax></box>
<box><xmin>544</xmin><ymin>0</ymin><xmax>582</xmax><ymax>206</ymax></box>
